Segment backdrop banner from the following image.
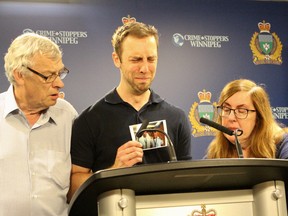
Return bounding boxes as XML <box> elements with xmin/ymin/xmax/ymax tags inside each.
<box><xmin>1</xmin><ymin>0</ymin><xmax>287</xmax><ymax>159</ymax></box>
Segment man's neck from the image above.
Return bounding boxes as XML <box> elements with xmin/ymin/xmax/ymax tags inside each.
<box><xmin>116</xmin><ymin>86</ymin><xmax>151</xmax><ymax>111</ymax></box>
<box><xmin>14</xmin><ymin>86</ymin><xmax>44</xmax><ymax>126</ymax></box>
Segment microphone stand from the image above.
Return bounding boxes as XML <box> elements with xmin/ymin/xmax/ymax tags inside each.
<box><xmin>234</xmin><ymin>129</ymin><xmax>244</xmax><ymax>158</ymax></box>
<box><xmin>199</xmin><ymin>117</ymin><xmax>244</xmax><ymax>158</ymax></box>
<box><xmin>138</xmin><ymin>128</ymin><xmax>177</xmax><ymax>162</ymax></box>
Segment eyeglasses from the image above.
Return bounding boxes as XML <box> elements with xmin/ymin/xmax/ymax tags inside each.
<box><xmin>24</xmin><ymin>66</ymin><xmax>69</xmax><ymax>83</ymax></box>
<box><xmin>217</xmin><ymin>106</ymin><xmax>256</xmax><ymax>119</ymax></box>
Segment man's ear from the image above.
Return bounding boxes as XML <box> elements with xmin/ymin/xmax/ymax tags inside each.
<box><xmin>13</xmin><ymin>69</ymin><xmax>25</xmax><ymax>85</ymax></box>
<box><xmin>112</xmin><ymin>52</ymin><xmax>121</xmax><ymax>68</ymax></box>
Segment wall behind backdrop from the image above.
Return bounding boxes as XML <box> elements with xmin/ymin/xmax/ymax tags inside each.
<box><xmin>0</xmin><ymin>0</ymin><xmax>287</xmax><ymax>159</ymax></box>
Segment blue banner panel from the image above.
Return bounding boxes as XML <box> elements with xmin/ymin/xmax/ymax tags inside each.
<box><xmin>1</xmin><ymin>0</ymin><xmax>287</xmax><ymax>159</ymax></box>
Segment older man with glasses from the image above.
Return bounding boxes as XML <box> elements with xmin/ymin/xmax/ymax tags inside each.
<box><xmin>0</xmin><ymin>32</ymin><xmax>77</xmax><ymax>216</ymax></box>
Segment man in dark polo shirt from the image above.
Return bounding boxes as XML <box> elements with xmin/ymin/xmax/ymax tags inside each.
<box><xmin>68</xmin><ymin>20</ymin><xmax>192</xmax><ymax>201</ymax></box>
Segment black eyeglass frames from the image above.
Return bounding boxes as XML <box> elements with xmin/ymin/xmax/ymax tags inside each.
<box><xmin>217</xmin><ymin>106</ymin><xmax>256</xmax><ymax>119</ymax></box>
<box><xmin>24</xmin><ymin>66</ymin><xmax>69</xmax><ymax>83</ymax></box>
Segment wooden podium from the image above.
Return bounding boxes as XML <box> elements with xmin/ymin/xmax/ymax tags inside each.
<box><xmin>68</xmin><ymin>159</ymin><xmax>288</xmax><ymax>216</ymax></box>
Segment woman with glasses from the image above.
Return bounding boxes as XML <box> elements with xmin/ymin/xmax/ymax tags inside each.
<box><xmin>205</xmin><ymin>79</ymin><xmax>288</xmax><ymax>159</ymax></box>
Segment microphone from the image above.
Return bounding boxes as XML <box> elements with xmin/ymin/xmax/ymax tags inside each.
<box><xmin>135</xmin><ymin>119</ymin><xmax>149</xmax><ymax>138</ymax></box>
<box><xmin>136</xmin><ymin>125</ymin><xmax>177</xmax><ymax>162</ymax></box>
<box><xmin>200</xmin><ymin>117</ymin><xmax>233</xmax><ymax>135</ymax></box>
<box><xmin>199</xmin><ymin>117</ymin><xmax>244</xmax><ymax>158</ymax></box>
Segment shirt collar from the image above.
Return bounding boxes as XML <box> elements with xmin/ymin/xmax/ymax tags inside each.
<box><xmin>4</xmin><ymin>85</ymin><xmax>56</xmax><ymax>125</ymax></box>
<box><xmin>3</xmin><ymin>85</ymin><xmax>19</xmax><ymax>117</ymax></box>
<box><xmin>104</xmin><ymin>88</ymin><xmax>164</xmax><ymax>105</ymax></box>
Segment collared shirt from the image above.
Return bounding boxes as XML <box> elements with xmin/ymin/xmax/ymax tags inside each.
<box><xmin>0</xmin><ymin>85</ymin><xmax>78</xmax><ymax>216</ymax></box>
<box><xmin>71</xmin><ymin>88</ymin><xmax>192</xmax><ymax>172</ymax></box>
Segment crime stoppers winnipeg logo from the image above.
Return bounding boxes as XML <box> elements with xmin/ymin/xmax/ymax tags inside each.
<box><xmin>23</xmin><ymin>28</ymin><xmax>87</xmax><ymax>45</ymax></box>
<box><xmin>189</xmin><ymin>90</ymin><xmax>217</xmax><ymax>137</ymax></box>
<box><xmin>172</xmin><ymin>33</ymin><xmax>184</xmax><ymax>47</ymax></box>
<box><xmin>250</xmin><ymin>20</ymin><xmax>282</xmax><ymax>65</ymax></box>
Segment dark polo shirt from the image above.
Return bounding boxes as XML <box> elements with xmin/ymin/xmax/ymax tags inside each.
<box><xmin>71</xmin><ymin>88</ymin><xmax>192</xmax><ymax>172</ymax></box>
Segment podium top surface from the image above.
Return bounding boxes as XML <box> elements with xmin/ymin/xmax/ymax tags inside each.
<box><xmin>69</xmin><ymin>159</ymin><xmax>288</xmax><ymax>216</ymax></box>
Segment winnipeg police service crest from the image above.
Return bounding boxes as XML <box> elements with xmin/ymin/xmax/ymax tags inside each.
<box><xmin>250</xmin><ymin>20</ymin><xmax>282</xmax><ymax>65</ymax></box>
<box><xmin>189</xmin><ymin>90</ymin><xmax>217</xmax><ymax>137</ymax></box>
<box><xmin>190</xmin><ymin>204</ymin><xmax>217</xmax><ymax>216</ymax></box>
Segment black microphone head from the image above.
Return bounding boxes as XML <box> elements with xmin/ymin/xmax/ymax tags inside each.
<box><xmin>199</xmin><ymin>117</ymin><xmax>234</xmax><ymax>136</ymax></box>
<box><xmin>199</xmin><ymin>117</ymin><xmax>211</xmax><ymax>125</ymax></box>
<box><xmin>136</xmin><ymin>119</ymin><xmax>149</xmax><ymax>138</ymax></box>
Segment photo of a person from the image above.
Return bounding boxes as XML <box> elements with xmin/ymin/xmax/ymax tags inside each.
<box><xmin>129</xmin><ymin>120</ymin><xmax>167</xmax><ymax>150</ymax></box>
<box><xmin>151</xmin><ymin>131</ymin><xmax>164</xmax><ymax>147</ymax></box>
<box><xmin>138</xmin><ymin>131</ymin><xmax>153</xmax><ymax>149</ymax></box>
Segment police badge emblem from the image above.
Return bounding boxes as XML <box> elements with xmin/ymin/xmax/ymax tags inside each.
<box><xmin>191</xmin><ymin>204</ymin><xmax>217</xmax><ymax>216</ymax></box>
<box><xmin>250</xmin><ymin>20</ymin><xmax>282</xmax><ymax>65</ymax></box>
<box><xmin>122</xmin><ymin>15</ymin><xmax>136</xmax><ymax>25</ymax></box>
<box><xmin>189</xmin><ymin>90</ymin><xmax>217</xmax><ymax>137</ymax></box>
